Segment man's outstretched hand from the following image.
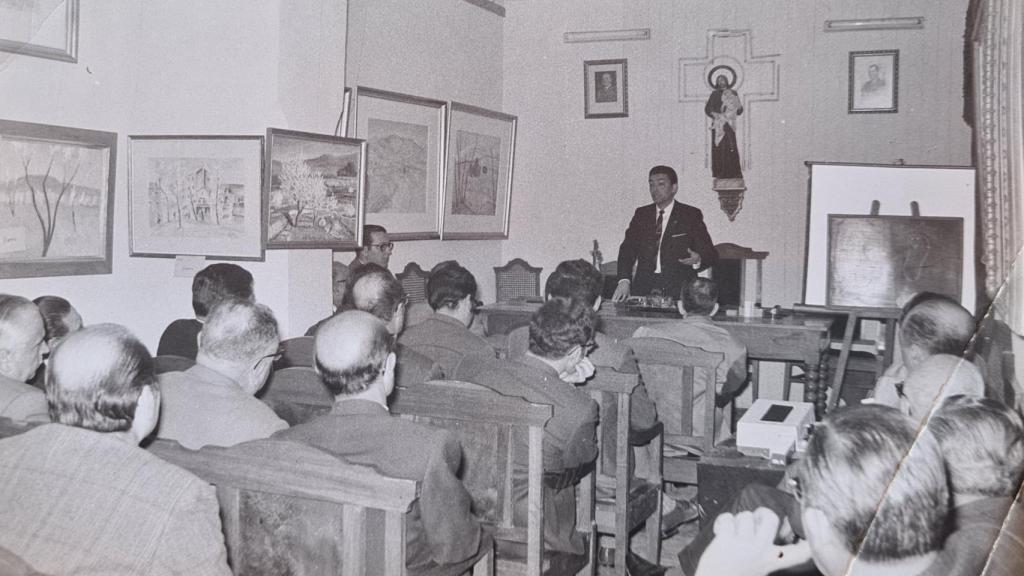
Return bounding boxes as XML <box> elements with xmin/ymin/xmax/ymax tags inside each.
<box><xmin>612</xmin><ymin>281</ymin><xmax>630</xmax><ymax>302</ymax></box>
<box><xmin>694</xmin><ymin>508</ymin><xmax>813</xmax><ymax>576</ymax></box>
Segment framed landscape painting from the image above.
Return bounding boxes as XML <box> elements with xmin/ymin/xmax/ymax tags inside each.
<box><xmin>0</xmin><ymin>0</ymin><xmax>79</xmax><ymax>63</ymax></box>
<box><xmin>128</xmin><ymin>135</ymin><xmax>264</xmax><ymax>260</ymax></box>
<box><xmin>441</xmin><ymin>102</ymin><xmax>516</xmax><ymax>240</ymax></box>
<box><xmin>0</xmin><ymin>119</ymin><xmax>116</xmax><ymax>278</ymax></box>
<box><xmin>264</xmin><ymin>128</ymin><xmax>366</xmax><ymax>250</ymax></box>
<box><xmin>352</xmin><ymin>86</ymin><xmax>447</xmax><ymax>241</ymax></box>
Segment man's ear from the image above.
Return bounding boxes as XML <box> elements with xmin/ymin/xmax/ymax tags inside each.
<box><xmin>592</xmin><ymin>296</ymin><xmax>602</xmax><ymax>312</ymax></box>
<box><xmin>711</xmin><ymin>302</ymin><xmax>720</xmax><ymax>317</ymax></box>
<box><xmin>382</xmin><ymin>352</ymin><xmax>398</xmax><ymax>396</ymax></box>
<box><xmin>676</xmin><ymin>301</ymin><xmax>687</xmax><ymax>317</ymax></box>
<box><xmin>130</xmin><ymin>385</ymin><xmax>160</xmax><ymax>444</ymax></box>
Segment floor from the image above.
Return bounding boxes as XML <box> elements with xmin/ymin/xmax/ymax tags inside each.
<box><xmin>596</xmin><ymin>484</ymin><xmax>700</xmax><ymax>576</ymax></box>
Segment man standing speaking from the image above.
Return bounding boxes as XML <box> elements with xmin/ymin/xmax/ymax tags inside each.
<box><xmin>612</xmin><ymin>166</ymin><xmax>718</xmax><ymax>300</ymax></box>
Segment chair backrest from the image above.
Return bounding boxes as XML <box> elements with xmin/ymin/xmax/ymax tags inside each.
<box><xmin>396</xmin><ymin>262</ymin><xmax>430</xmax><ymax>304</ymax></box>
<box><xmin>149</xmin><ymin>438</ymin><xmax>418</xmax><ymax>576</ymax></box>
<box><xmin>972</xmin><ymin>316</ymin><xmax>1019</xmax><ymax>408</ymax></box>
<box><xmin>390</xmin><ymin>382</ymin><xmax>552</xmax><ymax>574</ymax></box>
<box><xmin>402</xmin><ymin>343</ymin><xmax>470</xmax><ymax>376</ymax></box>
<box><xmin>708</xmin><ymin>243</ymin><xmax>768</xmax><ymax>309</ymax></box>
<box><xmin>623</xmin><ymin>337</ymin><xmax>724</xmax><ymax>454</ymax></box>
<box><xmin>277</xmin><ymin>336</ymin><xmax>315</xmax><ymax>369</ymax></box>
<box><xmin>154</xmin><ymin>355</ymin><xmax>196</xmax><ymax>374</ymax></box>
<box><xmin>494</xmin><ymin>258</ymin><xmax>543</xmax><ymax>304</ymax></box>
<box><xmin>259</xmin><ymin>367</ymin><xmax>333</xmax><ymax>426</ymax></box>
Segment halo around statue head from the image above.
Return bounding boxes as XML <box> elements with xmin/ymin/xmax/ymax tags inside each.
<box><xmin>707</xmin><ymin>65</ymin><xmax>737</xmax><ymax>90</ymax></box>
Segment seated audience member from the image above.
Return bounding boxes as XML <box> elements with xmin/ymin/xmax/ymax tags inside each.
<box><xmin>32</xmin><ymin>295</ymin><xmax>83</xmax><ymax>349</ymax></box>
<box><xmin>275</xmin><ymin>311</ymin><xmax>486</xmax><ymax>575</ymax></box>
<box><xmin>0</xmin><ymin>324</ymin><xmax>230</xmax><ymax>576</ymax></box>
<box><xmin>158</xmin><ymin>263</ymin><xmax>254</xmax><ymax>359</ymax></box>
<box><xmin>927</xmin><ymin>395</ymin><xmax>1024</xmax><ymax>576</ymax></box>
<box><xmin>304</xmin><ymin>260</ymin><xmax>352</xmax><ymax>336</ymax></box>
<box><xmin>633</xmin><ymin>277</ymin><xmax>747</xmax><ymax>438</ymax></box>
<box><xmin>398</xmin><ymin>261</ymin><xmax>494</xmax><ymax>373</ymax></box>
<box><xmin>693</xmin><ymin>404</ymin><xmax>948</xmax><ymax>576</ymax></box>
<box><xmin>456</xmin><ymin>299</ymin><xmax>599</xmax><ymax>561</ymax></box>
<box><xmin>157</xmin><ymin>299</ymin><xmax>286</xmax><ymax>449</ymax></box>
<box><xmin>871</xmin><ymin>293</ymin><xmax>983</xmax><ymax>422</ymax></box>
<box><xmin>349</xmin><ymin>224</ymin><xmax>393</xmax><ymax>272</ymax></box>
<box><xmin>0</xmin><ymin>295</ymin><xmax>49</xmax><ymax>422</ymax></box>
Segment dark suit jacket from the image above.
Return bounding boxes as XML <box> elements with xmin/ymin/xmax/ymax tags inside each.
<box><xmin>274</xmin><ymin>400</ymin><xmax>483</xmax><ymax>575</ymax></box>
<box><xmin>157</xmin><ymin>318</ymin><xmax>203</xmax><ymax>360</ymax></box>
<box><xmin>616</xmin><ymin>200</ymin><xmax>717</xmax><ymax>297</ymax></box>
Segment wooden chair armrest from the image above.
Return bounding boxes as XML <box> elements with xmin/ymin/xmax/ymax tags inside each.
<box><xmin>581</xmin><ymin>371</ymin><xmax>639</xmax><ymax>395</ymax></box>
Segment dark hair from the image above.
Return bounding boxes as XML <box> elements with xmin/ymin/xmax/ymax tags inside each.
<box><xmin>427</xmin><ymin>262</ymin><xmax>477</xmax><ymax>311</ymax></box>
<box><xmin>900</xmin><ymin>298</ymin><xmax>974</xmax><ymax>357</ymax></box>
<box><xmin>796</xmin><ymin>404</ymin><xmax>947</xmax><ymax>561</ymax></box>
<box><xmin>316</xmin><ymin>320</ymin><xmax>394</xmax><ymax>396</ymax></box>
<box><xmin>33</xmin><ymin>295</ymin><xmax>78</xmax><ymax>342</ymax></box>
<box><xmin>528</xmin><ymin>298</ymin><xmax>595</xmax><ymax>359</ymax></box>
<box><xmin>360</xmin><ymin>224</ymin><xmax>388</xmax><ymax>248</ymax></box>
<box><xmin>192</xmin><ymin>263</ymin><xmax>254</xmax><ymax>317</ymax></box>
<box><xmin>545</xmin><ymin>259</ymin><xmax>603</xmax><ymax>306</ymax></box>
<box><xmin>347</xmin><ymin>263</ymin><xmax>406</xmax><ymax>322</ymax></box>
<box><xmin>681</xmin><ymin>278</ymin><xmax>718</xmax><ymax>316</ymax></box>
<box><xmin>47</xmin><ymin>324</ymin><xmax>157</xmax><ymax>433</ymax></box>
<box><xmin>648</xmin><ymin>165</ymin><xmax>678</xmax><ymax>185</ymax></box>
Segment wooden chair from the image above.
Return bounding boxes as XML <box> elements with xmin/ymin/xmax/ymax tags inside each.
<box><xmin>580</xmin><ymin>369</ymin><xmax>663</xmax><ymax>574</ymax></box>
<box><xmin>396</xmin><ymin>262</ymin><xmax>430</xmax><ymax>304</ymax></box>
<box><xmin>390</xmin><ymin>382</ymin><xmax>596</xmax><ymax>576</ymax></box>
<box><xmin>494</xmin><ymin>258</ymin><xmax>543</xmax><ymax>304</ymax></box>
<box><xmin>153</xmin><ymin>354</ymin><xmax>195</xmax><ymax>374</ymax></box>
<box><xmin>622</xmin><ymin>337</ymin><xmax>724</xmax><ymax>485</ymax></box>
<box><xmin>401</xmin><ymin>343</ymin><xmax>472</xmax><ymax>377</ymax></box>
<box><xmin>259</xmin><ymin>367</ymin><xmax>333</xmax><ymax>426</ymax></box>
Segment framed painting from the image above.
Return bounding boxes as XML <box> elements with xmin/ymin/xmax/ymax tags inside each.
<box><xmin>352</xmin><ymin>86</ymin><xmax>447</xmax><ymax>241</ymax></box>
<box><xmin>0</xmin><ymin>0</ymin><xmax>79</xmax><ymax>63</ymax></box>
<box><xmin>264</xmin><ymin>128</ymin><xmax>366</xmax><ymax>250</ymax></box>
<box><xmin>441</xmin><ymin>102</ymin><xmax>516</xmax><ymax>240</ymax></box>
<box><xmin>128</xmin><ymin>135</ymin><xmax>264</xmax><ymax>260</ymax></box>
<box><xmin>848</xmin><ymin>50</ymin><xmax>899</xmax><ymax>113</ymax></box>
<box><xmin>0</xmin><ymin>119</ymin><xmax>115</xmax><ymax>278</ymax></box>
<box><xmin>334</xmin><ymin>87</ymin><xmax>352</xmax><ymax>138</ymax></box>
<box><xmin>584</xmin><ymin>59</ymin><xmax>628</xmax><ymax>119</ymax></box>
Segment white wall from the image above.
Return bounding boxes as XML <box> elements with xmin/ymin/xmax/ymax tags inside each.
<box><xmin>345</xmin><ymin>0</ymin><xmax>506</xmax><ymax>302</ymax></box>
<box><xmin>0</xmin><ymin>0</ymin><xmax>347</xmax><ymax>347</ymax></box>
<box><xmin>501</xmin><ymin>0</ymin><xmax>973</xmax><ymax>307</ymax></box>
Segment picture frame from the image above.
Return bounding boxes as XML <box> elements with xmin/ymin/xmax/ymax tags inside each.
<box><xmin>441</xmin><ymin>102</ymin><xmax>516</xmax><ymax>240</ymax></box>
<box><xmin>334</xmin><ymin>87</ymin><xmax>352</xmax><ymax>138</ymax></box>
<box><xmin>128</xmin><ymin>135</ymin><xmax>265</xmax><ymax>260</ymax></box>
<box><xmin>352</xmin><ymin>86</ymin><xmax>448</xmax><ymax>241</ymax></box>
<box><xmin>0</xmin><ymin>119</ymin><xmax>116</xmax><ymax>279</ymax></box>
<box><xmin>848</xmin><ymin>50</ymin><xmax>899</xmax><ymax>113</ymax></box>
<box><xmin>584</xmin><ymin>59</ymin><xmax>628</xmax><ymax>119</ymax></box>
<box><xmin>264</xmin><ymin>128</ymin><xmax>367</xmax><ymax>250</ymax></box>
<box><xmin>0</xmin><ymin>0</ymin><xmax>79</xmax><ymax>63</ymax></box>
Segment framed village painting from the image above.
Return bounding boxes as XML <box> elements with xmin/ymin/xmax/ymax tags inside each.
<box><xmin>352</xmin><ymin>86</ymin><xmax>447</xmax><ymax>241</ymax></box>
<box><xmin>0</xmin><ymin>0</ymin><xmax>79</xmax><ymax>63</ymax></box>
<box><xmin>0</xmin><ymin>119</ymin><xmax>116</xmax><ymax>278</ymax></box>
<box><xmin>441</xmin><ymin>102</ymin><xmax>516</xmax><ymax>240</ymax></box>
<box><xmin>848</xmin><ymin>50</ymin><xmax>899</xmax><ymax>113</ymax></box>
<box><xmin>128</xmin><ymin>135</ymin><xmax>264</xmax><ymax>260</ymax></box>
<box><xmin>264</xmin><ymin>128</ymin><xmax>366</xmax><ymax>250</ymax></box>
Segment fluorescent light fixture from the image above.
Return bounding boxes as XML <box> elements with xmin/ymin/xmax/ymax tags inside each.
<box><xmin>824</xmin><ymin>17</ymin><xmax>924</xmax><ymax>32</ymax></box>
<box><xmin>563</xmin><ymin>28</ymin><xmax>651</xmax><ymax>44</ymax></box>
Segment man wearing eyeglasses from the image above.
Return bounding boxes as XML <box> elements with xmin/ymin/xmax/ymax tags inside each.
<box><xmin>156</xmin><ymin>299</ymin><xmax>287</xmax><ymax>449</ymax></box>
<box><xmin>350</xmin><ymin>224</ymin><xmax>394</xmax><ymax>271</ymax></box>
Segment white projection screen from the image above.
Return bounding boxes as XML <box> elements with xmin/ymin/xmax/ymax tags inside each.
<box><xmin>803</xmin><ymin>162</ymin><xmax>976</xmax><ymax>309</ymax></box>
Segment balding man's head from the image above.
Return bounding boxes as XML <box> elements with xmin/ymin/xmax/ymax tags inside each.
<box><xmin>347</xmin><ymin>263</ymin><xmax>407</xmax><ymax>334</ymax></box>
<box><xmin>931</xmin><ymin>395</ymin><xmax>1024</xmax><ymax>498</ymax></box>
<box><xmin>900</xmin><ymin>296</ymin><xmax>975</xmax><ymax>369</ymax></box>
<box><xmin>314</xmin><ymin>311</ymin><xmax>395</xmax><ymax>397</ymax></box>
<box><xmin>0</xmin><ymin>294</ymin><xmax>48</xmax><ymax>382</ymax></box>
<box><xmin>47</xmin><ymin>324</ymin><xmax>156</xmax><ymax>433</ymax></box>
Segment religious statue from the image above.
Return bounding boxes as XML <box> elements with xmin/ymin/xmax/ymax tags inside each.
<box><xmin>704</xmin><ymin>70</ymin><xmax>744</xmax><ymax>182</ymax></box>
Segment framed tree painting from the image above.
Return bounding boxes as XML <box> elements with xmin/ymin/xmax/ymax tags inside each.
<box><xmin>848</xmin><ymin>50</ymin><xmax>899</xmax><ymax>113</ymax></box>
<box><xmin>264</xmin><ymin>128</ymin><xmax>366</xmax><ymax>250</ymax></box>
<box><xmin>441</xmin><ymin>102</ymin><xmax>516</xmax><ymax>240</ymax></box>
<box><xmin>0</xmin><ymin>0</ymin><xmax>79</xmax><ymax>63</ymax></box>
<box><xmin>128</xmin><ymin>135</ymin><xmax>264</xmax><ymax>260</ymax></box>
<box><xmin>352</xmin><ymin>86</ymin><xmax>447</xmax><ymax>240</ymax></box>
<box><xmin>0</xmin><ymin>119</ymin><xmax>116</xmax><ymax>278</ymax></box>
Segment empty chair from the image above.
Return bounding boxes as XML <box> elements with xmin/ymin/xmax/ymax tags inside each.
<box><xmin>494</xmin><ymin>258</ymin><xmax>543</xmax><ymax>304</ymax></box>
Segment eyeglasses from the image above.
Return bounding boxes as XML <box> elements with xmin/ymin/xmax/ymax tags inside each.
<box><xmin>369</xmin><ymin>242</ymin><xmax>395</xmax><ymax>253</ymax></box>
<box><xmin>470</xmin><ymin>298</ymin><xmax>483</xmax><ymax>313</ymax></box>
<box><xmin>253</xmin><ymin>350</ymin><xmax>283</xmax><ymax>371</ymax></box>
<box><xmin>787</xmin><ymin>475</ymin><xmax>804</xmax><ymax>501</ymax></box>
<box><xmin>583</xmin><ymin>341</ymin><xmax>598</xmax><ymax>355</ymax></box>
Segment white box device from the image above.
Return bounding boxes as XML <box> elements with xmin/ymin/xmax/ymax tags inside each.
<box><xmin>736</xmin><ymin>399</ymin><xmax>815</xmax><ymax>460</ymax></box>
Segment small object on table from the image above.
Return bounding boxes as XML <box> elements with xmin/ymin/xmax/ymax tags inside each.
<box><xmin>736</xmin><ymin>399</ymin><xmax>815</xmax><ymax>461</ymax></box>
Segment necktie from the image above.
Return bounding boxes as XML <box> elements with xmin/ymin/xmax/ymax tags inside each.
<box><xmin>653</xmin><ymin>209</ymin><xmax>664</xmax><ymax>248</ymax></box>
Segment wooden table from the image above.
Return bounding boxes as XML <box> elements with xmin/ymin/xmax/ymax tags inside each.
<box><xmin>479</xmin><ymin>303</ymin><xmax>835</xmax><ymax>415</ymax></box>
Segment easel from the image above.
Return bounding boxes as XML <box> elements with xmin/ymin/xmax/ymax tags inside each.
<box><xmin>796</xmin><ymin>200</ymin><xmax>922</xmax><ymax>414</ymax></box>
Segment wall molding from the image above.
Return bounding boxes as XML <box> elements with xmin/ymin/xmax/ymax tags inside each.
<box><xmin>563</xmin><ymin>28</ymin><xmax>651</xmax><ymax>44</ymax></box>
